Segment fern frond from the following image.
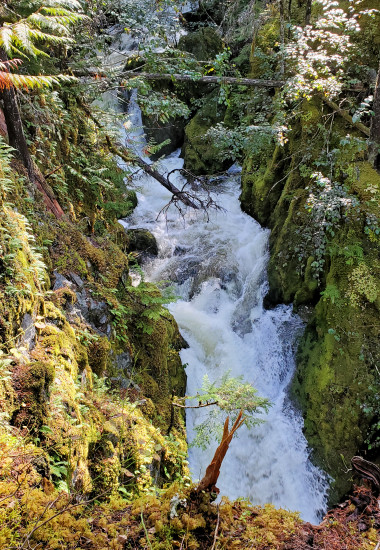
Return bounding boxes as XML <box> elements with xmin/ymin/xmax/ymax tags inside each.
<box><xmin>40</xmin><ymin>0</ymin><xmax>82</xmax><ymax>8</ymax></box>
<box><xmin>28</xmin><ymin>27</ymin><xmax>74</xmax><ymax>46</ymax></box>
<box><xmin>0</xmin><ymin>25</ymin><xmax>14</xmax><ymax>54</ymax></box>
<box><xmin>40</xmin><ymin>7</ymin><xmax>83</xmax><ymax>18</ymax></box>
<box><xmin>0</xmin><ymin>0</ymin><xmax>84</xmax><ymax>58</ymax></box>
<box><xmin>12</xmin><ymin>22</ymin><xmax>36</xmax><ymax>57</ymax></box>
<box><xmin>0</xmin><ymin>59</ymin><xmax>22</xmax><ymax>72</ymax></box>
<box><xmin>27</xmin><ymin>13</ymin><xmax>71</xmax><ymax>36</ymax></box>
<box><xmin>0</xmin><ymin>71</ymin><xmax>76</xmax><ymax>90</ymax></box>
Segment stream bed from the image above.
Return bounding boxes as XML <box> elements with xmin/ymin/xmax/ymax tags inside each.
<box><xmin>119</xmin><ymin>94</ymin><xmax>329</xmax><ymax>524</ymax></box>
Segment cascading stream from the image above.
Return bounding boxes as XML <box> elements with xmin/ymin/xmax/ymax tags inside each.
<box><xmin>118</xmin><ymin>95</ymin><xmax>329</xmax><ymax>524</ymax></box>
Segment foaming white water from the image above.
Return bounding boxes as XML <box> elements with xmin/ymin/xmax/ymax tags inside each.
<box><xmin>120</xmin><ymin>101</ymin><xmax>328</xmax><ymax>522</ymax></box>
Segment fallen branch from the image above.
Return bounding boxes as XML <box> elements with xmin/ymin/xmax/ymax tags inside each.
<box><xmin>351</xmin><ymin>456</ymin><xmax>380</xmax><ymax>494</ymax></box>
<box><xmin>322</xmin><ymin>97</ymin><xmax>370</xmax><ymax>137</ymax></box>
<box><xmin>172</xmin><ymin>400</ymin><xmax>218</xmax><ymax>409</ymax></box>
<box><xmin>79</xmin><ymin>100</ymin><xmax>205</xmax><ymax>210</ymax></box>
<box><xmin>197</xmin><ymin>410</ymin><xmax>246</xmax><ymax>493</ymax></box>
<box><xmin>122</xmin><ymin>71</ymin><xmax>285</xmax><ymax>88</ymax></box>
<box><xmin>106</xmin><ymin>136</ymin><xmax>200</xmax><ymax>209</ymax></box>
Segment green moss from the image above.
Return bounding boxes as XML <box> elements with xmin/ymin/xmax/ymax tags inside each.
<box><xmin>241</xmin><ymin>89</ymin><xmax>380</xmax><ymax>502</ymax></box>
<box><xmin>178</xmin><ymin>27</ymin><xmax>223</xmax><ymax>61</ymax></box>
<box><xmin>131</xmin><ymin>312</ymin><xmax>187</xmax><ymax>432</ymax></box>
<box><xmin>87</xmin><ymin>336</ymin><xmax>111</xmax><ymax>377</ymax></box>
<box><xmin>11</xmin><ymin>360</ymin><xmax>55</xmax><ymax>430</ymax></box>
<box><xmin>182</xmin><ymin>92</ymin><xmax>228</xmax><ymax>175</ymax></box>
<box><xmin>249</xmin><ymin>15</ymin><xmax>280</xmax><ymax>78</ymax></box>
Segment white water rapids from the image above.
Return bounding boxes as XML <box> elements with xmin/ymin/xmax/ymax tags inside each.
<box><xmin>117</xmin><ymin>94</ymin><xmax>329</xmax><ymax>523</ymax></box>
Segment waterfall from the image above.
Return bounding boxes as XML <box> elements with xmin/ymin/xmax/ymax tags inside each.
<box><xmin>119</xmin><ymin>95</ymin><xmax>329</xmax><ymax>523</ymax></box>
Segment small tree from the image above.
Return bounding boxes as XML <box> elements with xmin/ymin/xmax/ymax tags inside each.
<box><xmin>173</xmin><ymin>372</ymin><xmax>271</xmax><ymax>450</ymax></box>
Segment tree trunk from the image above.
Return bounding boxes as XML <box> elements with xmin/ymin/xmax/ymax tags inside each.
<box><xmin>305</xmin><ymin>0</ymin><xmax>312</xmax><ymax>25</ymax></box>
<box><xmin>279</xmin><ymin>0</ymin><xmax>285</xmax><ymax>76</ymax></box>
<box><xmin>0</xmin><ymin>48</ymin><xmax>64</xmax><ymax>217</ymax></box>
<box><xmin>0</xmin><ymin>48</ymin><xmax>35</xmax><ymax>179</ymax></box>
<box><xmin>369</xmin><ymin>62</ymin><xmax>380</xmax><ymax>170</ymax></box>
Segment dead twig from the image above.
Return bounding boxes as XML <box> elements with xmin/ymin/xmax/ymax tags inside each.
<box><xmin>210</xmin><ymin>505</ymin><xmax>220</xmax><ymax>550</ymax></box>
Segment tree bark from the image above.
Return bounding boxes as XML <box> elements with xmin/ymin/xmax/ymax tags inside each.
<box><xmin>305</xmin><ymin>0</ymin><xmax>312</xmax><ymax>25</ymax></box>
<box><xmin>279</xmin><ymin>0</ymin><xmax>285</xmax><ymax>76</ymax></box>
<box><xmin>0</xmin><ymin>47</ymin><xmax>64</xmax><ymax>218</ymax></box>
<box><xmin>369</xmin><ymin>62</ymin><xmax>380</xmax><ymax>170</ymax></box>
<box><xmin>0</xmin><ymin>48</ymin><xmax>35</xmax><ymax>179</ymax></box>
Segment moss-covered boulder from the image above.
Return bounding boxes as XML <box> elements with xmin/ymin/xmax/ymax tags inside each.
<box><xmin>11</xmin><ymin>360</ymin><xmax>55</xmax><ymax>431</ymax></box>
<box><xmin>131</xmin><ymin>309</ymin><xmax>187</xmax><ymax>433</ymax></box>
<box><xmin>182</xmin><ymin>92</ymin><xmax>229</xmax><ymax>174</ymax></box>
<box><xmin>178</xmin><ymin>27</ymin><xmax>223</xmax><ymax>61</ymax></box>
<box><xmin>142</xmin><ymin>112</ymin><xmax>186</xmax><ymax>159</ymax></box>
<box><xmin>126</xmin><ymin>228</ymin><xmax>158</xmax><ymax>257</ymax></box>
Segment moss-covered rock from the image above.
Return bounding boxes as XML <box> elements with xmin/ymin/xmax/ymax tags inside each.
<box><xmin>126</xmin><ymin>228</ymin><xmax>158</xmax><ymax>257</ymax></box>
<box><xmin>131</xmin><ymin>310</ymin><xmax>187</xmax><ymax>433</ymax></box>
<box><xmin>178</xmin><ymin>27</ymin><xmax>223</xmax><ymax>61</ymax></box>
<box><xmin>11</xmin><ymin>360</ymin><xmax>55</xmax><ymax>431</ymax></box>
<box><xmin>182</xmin><ymin>92</ymin><xmax>229</xmax><ymax>174</ymax></box>
<box><xmin>241</xmin><ymin>91</ymin><xmax>380</xmax><ymax>503</ymax></box>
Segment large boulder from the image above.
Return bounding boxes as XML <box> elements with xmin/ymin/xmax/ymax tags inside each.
<box><xmin>182</xmin><ymin>91</ymin><xmax>229</xmax><ymax>175</ymax></box>
<box><xmin>178</xmin><ymin>27</ymin><xmax>223</xmax><ymax>61</ymax></box>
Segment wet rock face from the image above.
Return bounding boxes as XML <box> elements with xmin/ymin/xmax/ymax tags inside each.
<box><xmin>53</xmin><ymin>271</ymin><xmax>111</xmax><ymax>337</ymax></box>
<box><xmin>20</xmin><ymin>313</ymin><xmax>36</xmax><ymax>351</ymax></box>
<box><xmin>142</xmin><ymin>112</ymin><xmax>186</xmax><ymax>160</ymax></box>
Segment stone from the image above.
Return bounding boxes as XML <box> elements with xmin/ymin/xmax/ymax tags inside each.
<box><xmin>142</xmin><ymin>112</ymin><xmax>186</xmax><ymax>160</ymax></box>
<box><xmin>178</xmin><ymin>27</ymin><xmax>223</xmax><ymax>61</ymax></box>
<box><xmin>69</xmin><ymin>272</ymin><xmax>85</xmax><ymax>288</ymax></box>
<box><xmin>126</xmin><ymin>229</ymin><xmax>158</xmax><ymax>257</ymax></box>
<box><xmin>20</xmin><ymin>313</ymin><xmax>36</xmax><ymax>351</ymax></box>
<box><xmin>53</xmin><ymin>271</ymin><xmax>73</xmax><ymax>291</ymax></box>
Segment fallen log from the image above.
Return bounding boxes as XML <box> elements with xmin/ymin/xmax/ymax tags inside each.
<box><xmin>79</xmin><ymin>100</ymin><xmax>200</xmax><ymax>210</ymax></box>
<box><xmin>105</xmin><ymin>136</ymin><xmax>199</xmax><ymax>209</ymax></box>
<box><xmin>322</xmin><ymin>97</ymin><xmax>370</xmax><ymax>137</ymax></box>
<box><xmin>121</xmin><ymin>72</ymin><xmax>285</xmax><ymax>88</ymax></box>
<box><xmin>351</xmin><ymin>456</ymin><xmax>380</xmax><ymax>494</ymax></box>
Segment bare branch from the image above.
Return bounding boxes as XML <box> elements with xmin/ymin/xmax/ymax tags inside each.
<box><xmin>172</xmin><ymin>400</ymin><xmax>219</xmax><ymax>409</ymax></box>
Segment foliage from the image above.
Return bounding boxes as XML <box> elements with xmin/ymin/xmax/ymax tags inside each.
<box><xmin>304</xmin><ymin>172</ymin><xmax>359</xmax><ymax>278</ymax></box>
<box><xmin>182</xmin><ymin>372</ymin><xmax>271</xmax><ymax>450</ymax></box>
<box><xmin>138</xmin><ymin>90</ymin><xmax>190</xmax><ymax>123</ymax></box>
<box><xmin>346</xmin><ymin>262</ymin><xmax>378</xmax><ymax>307</ymax></box>
<box><xmin>0</xmin><ymin>0</ymin><xmax>84</xmax><ymax>89</ymax></box>
<box><xmin>0</xmin><ymin>138</ymin><xmax>47</xmax><ymax>299</ymax></box>
<box><xmin>0</xmin><ymin>0</ymin><xmax>85</xmax><ymax>58</ymax></box>
<box><xmin>285</xmin><ymin>0</ymin><xmax>378</xmax><ymax>100</ymax></box>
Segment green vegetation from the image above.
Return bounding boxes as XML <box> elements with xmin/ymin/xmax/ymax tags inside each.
<box><xmin>0</xmin><ymin>0</ymin><xmax>379</xmax><ymax>546</ymax></box>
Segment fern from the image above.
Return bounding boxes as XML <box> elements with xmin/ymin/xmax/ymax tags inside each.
<box><xmin>0</xmin><ymin>60</ymin><xmax>75</xmax><ymax>89</ymax></box>
<box><xmin>0</xmin><ymin>0</ymin><xmax>85</xmax><ymax>89</ymax></box>
<box><xmin>0</xmin><ymin>6</ymin><xmax>86</xmax><ymax>58</ymax></box>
